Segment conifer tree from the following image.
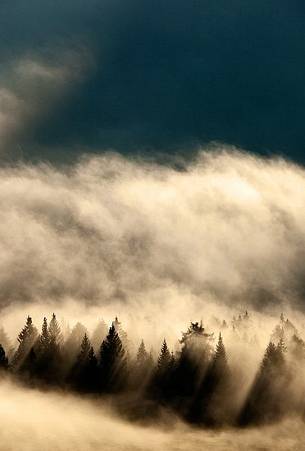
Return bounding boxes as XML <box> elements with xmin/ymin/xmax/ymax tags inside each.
<box><xmin>37</xmin><ymin>314</ymin><xmax>63</xmax><ymax>384</ymax></box>
<box><xmin>188</xmin><ymin>333</ymin><xmax>231</xmax><ymax>425</ymax></box>
<box><xmin>69</xmin><ymin>334</ymin><xmax>99</xmax><ymax>392</ymax></box>
<box><xmin>12</xmin><ymin>316</ymin><xmax>38</xmax><ymax>370</ymax></box>
<box><xmin>137</xmin><ymin>340</ymin><xmax>148</xmax><ymax>365</ymax></box>
<box><xmin>0</xmin><ymin>326</ymin><xmax>11</xmax><ymax>355</ymax></box>
<box><xmin>33</xmin><ymin>317</ymin><xmax>51</xmax><ymax>380</ymax></box>
<box><xmin>170</xmin><ymin>321</ymin><xmax>214</xmax><ymax>410</ymax></box>
<box><xmin>39</xmin><ymin>317</ymin><xmax>50</xmax><ymax>352</ymax></box>
<box><xmin>0</xmin><ymin>344</ymin><xmax>8</xmax><ymax>370</ymax></box>
<box><xmin>157</xmin><ymin>339</ymin><xmax>171</xmax><ymax>372</ymax></box>
<box><xmin>131</xmin><ymin>340</ymin><xmax>153</xmax><ymax>390</ymax></box>
<box><xmin>99</xmin><ymin>324</ymin><xmax>127</xmax><ymax>393</ymax></box>
<box><xmin>21</xmin><ymin>346</ymin><xmax>37</xmax><ymax>377</ymax></box>
<box><xmin>112</xmin><ymin>317</ymin><xmax>129</xmax><ymax>350</ymax></box>
<box><xmin>78</xmin><ymin>334</ymin><xmax>91</xmax><ymax>361</ymax></box>
<box><xmin>149</xmin><ymin>339</ymin><xmax>174</xmax><ymax>402</ymax></box>
<box><xmin>239</xmin><ymin>340</ymin><xmax>288</xmax><ymax>425</ymax></box>
<box><xmin>49</xmin><ymin>313</ymin><xmax>62</xmax><ymax>350</ymax></box>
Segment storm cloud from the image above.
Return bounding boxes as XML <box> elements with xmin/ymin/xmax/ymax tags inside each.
<box><xmin>0</xmin><ymin>0</ymin><xmax>304</xmax><ymax>161</ymax></box>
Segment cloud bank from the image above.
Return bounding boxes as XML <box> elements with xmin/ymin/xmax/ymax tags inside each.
<box><xmin>1</xmin><ymin>148</ymin><xmax>305</xmax><ymax>318</ymax></box>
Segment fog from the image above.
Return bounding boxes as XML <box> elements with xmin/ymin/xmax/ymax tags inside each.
<box><xmin>1</xmin><ymin>148</ymin><xmax>305</xmax><ymax>312</ymax></box>
<box><xmin>0</xmin><ymin>376</ymin><xmax>301</xmax><ymax>451</ymax></box>
<box><xmin>1</xmin><ymin>147</ymin><xmax>305</xmax><ymax>345</ymax></box>
<box><xmin>1</xmin><ymin>148</ymin><xmax>305</xmax><ymax>449</ymax></box>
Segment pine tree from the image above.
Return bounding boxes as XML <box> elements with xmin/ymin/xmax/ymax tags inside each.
<box><xmin>170</xmin><ymin>321</ymin><xmax>214</xmax><ymax>410</ymax></box>
<box><xmin>21</xmin><ymin>346</ymin><xmax>37</xmax><ymax>377</ymax></box>
<box><xmin>137</xmin><ymin>340</ymin><xmax>148</xmax><ymax>365</ymax></box>
<box><xmin>188</xmin><ymin>333</ymin><xmax>231</xmax><ymax>426</ymax></box>
<box><xmin>32</xmin><ymin>317</ymin><xmax>51</xmax><ymax>380</ymax></box>
<box><xmin>35</xmin><ymin>314</ymin><xmax>63</xmax><ymax>384</ymax></box>
<box><xmin>12</xmin><ymin>316</ymin><xmax>38</xmax><ymax>370</ymax></box>
<box><xmin>99</xmin><ymin>324</ymin><xmax>127</xmax><ymax>393</ymax></box>
<box><xmin>239</xmin><ymin>340</ymin><xmax>288</xmax><ymax>426</ymax></box>
<box><xmin>0</xmin><ymin>326</ymin><xmax>11</xmax><ymax>354</ymax></box>
<box><xmin>157</xmin><ymin>339</ymin><xmax>171</xmax><ymax>371</ymax></box>
<box><xmin>0</xmin><ymin>344</ymin><xmax>8</xmax><ymax>370</ymax></box>
<box><xmin>38</xmin><ymin>317</ymin><xmax>50</xmax><ymax>353</ymax></box>
<box><xmin>112</xmin><ymin>317</ymin><xmax>128</xmax><ymax>349</ymax></box>
<box><xmin>149</xmin><ymin>339</ymin><xmax>174</xmax><ymax>402</ymax></box>
<box><xmin>69</xmin><ymin>334</ymin><xmax>99</xmax><ymax>392</ymax></box>
<box><xmin>213</xmin><ymin>333</ymin><xmax>227</xmax><ymax>368</ymax></box>
<box><xmin>49</xmin><ymin>313</ymin><xmax>62</xmax><ymax>350</ymax></box>
<box><xmin>131</xmin><ymin>340</ymin><xmax>154</xmax><ymax>390</ymax></box>
<box><xmin>78</xmin><ymin>334</ymin><xmax>91</xmax><ymax>362</ymax></box>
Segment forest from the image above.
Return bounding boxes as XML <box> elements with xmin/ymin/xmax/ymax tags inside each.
<box><xmin>0</xmin><ymin>310</ymin><xmax>304</xmax><ymax>428</ymax></box>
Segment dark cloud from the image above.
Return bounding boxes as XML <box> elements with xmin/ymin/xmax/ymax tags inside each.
<box><xmin>0</xmin><ymin>0</ymin><xmax>304</xmax><ymax>162</ymax></box>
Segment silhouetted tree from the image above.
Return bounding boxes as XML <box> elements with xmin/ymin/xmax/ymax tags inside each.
<box><xmin>149</xmin><ymin>339</ymin><xmax>174</xmax><ymax>402</ymax></box>
<box><xmin>239</xmin><ymin>340</ymin><xmax>289</xmax><ymax>425</ymax></box>
<box><xmin>99</xmin><ymin>324</ymin><xmax>127</xmax><ymax>393</ymax></box>
<box><xmin>0</xmin><ymin>326</ymin><xmax>11</xmax><ymax>356</ymax></box>
<box><xmin>37</xmin><ymin>313</ymin><xmax>63</xmax><ymax>383</ymax></box>
<box><xmin>49</xmin><ymin>313</ymin><xmax>62</xmax><ymax>351</ymax></box>
<box><xmin>188</xmin><ymin>333</ymin><xmax>231</xmax><ymax>426</ymax></box>
<box><xmin>20</xmin><ymin>346</ymin><xmax>37</xmax><ymax>378</ymax></box>
<box><xmin>39</xmin><ymin>317</ymin><xmax>50</xmax><ymax>352</ymax></box>
<box><xmin>130</xmin><ymin>340</ymin><xmax>153</xmax><ymax>390</ymax></box>
<box><xmin>113</xmin><ymin>317</ymin><xmax>129</xmax><ymax>351</ymax></box>
<box><xmin>0</xmin><ymin>344</ymin><xmax>8</xmax><ymax>370</ymax></box>
<box><xmin>32</xmin><ymin>317</ymin><xmax>51</xmax><ymax>380</ymax></box>
<box><xmin>170</xmin><ymin>322</ymin><xmax>214</xmax><ymax>413</ymax></box>
<box><xmin>69</xmin><ymin>334</ymin><xmax>99</xmax><ymax>392</ymax></box>
<box><xmin>12</xmin><ymin>316</ymin><xmax>38</xmax><ymax>370</ymax></box>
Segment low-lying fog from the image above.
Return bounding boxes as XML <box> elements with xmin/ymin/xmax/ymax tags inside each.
<box><xmin>0</xmin><ymin>377</ymin><xmax>302</xmax><ymax>451</ymax></box>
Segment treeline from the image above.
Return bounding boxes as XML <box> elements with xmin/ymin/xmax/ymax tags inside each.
<box><xmin>0</xmin><ymin>312</ymin><xmax>304</xmax><ymax>427</ymax></box>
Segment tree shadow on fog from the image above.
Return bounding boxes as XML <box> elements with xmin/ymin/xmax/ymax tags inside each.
<box><xmin>1</xmin><ymin>311</ymin><xmax>304</xmax><ymax>432</ymax></box>
<box><xmin>239</xmin><ymin>339</ymin><xmax>291</xmax><ymax>427</ymax></box>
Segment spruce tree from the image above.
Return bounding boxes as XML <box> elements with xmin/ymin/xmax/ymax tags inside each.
<box><xmin>0</xmin><ymin>344</ymin><xmax>8</xmax><ymax>370</ymax></box>
<box><xmin>70</xmin><ymin>334</ymin><xmax>98</xmax><ymax>392</ymax></box>
<box><xmin>78</xmin><ymin>334</ymin><xmax>91</xmax><ymax>362</ymax></box>
<box><xmin>0</xmin><ymin>326</ymin><xmax>11</xmax><ymax>355</ymax></box>
<box><xmin>157</xmin><ymin>339</ymin><xmax>171</xmax><ymax>372</ymax></box>
<box><xmin>188</xmin><ymin>333</ymin><xmax>231</xmax><ymax>425</ymax></box>
<box><xmin>131</xmin><ymin>340</ymin><xmax>153</xmax><ymax>390</ymax></box>
<box><xmin>40</xmin><ymin>314</ymin><xmax>63</xmax><ymax>384</ymax></box>
<box><xmin>149</xmin><ymin>339</ymin><xmax>174</xmax><ymax>402</ymax></box>
<box><xmin>170</xmin><ymin>321</ymin><xmax>214</xmax><ymax>411</ymax></box>
<box><xmin>137</xmin><ymin>340</ymin><xmax>148</xmax><ymax>365</ymax></box>
<box><xmin>12</xmin><ymin>316</ymin><xmax>38</xmax><ymax>370</ymax></box>
<box><xmin>39</xmin><ymin>317</ymin><xmax>50</xmax><ymax>352</ymax></box>
<box><xmin>99</xmin><ymin>324</ymin><xmax>127</xmax><ymax>393</ymax></box>
<box><xmin>49</xmin><ymin>313</ymin><xmax>62</xmax><ymax>351</ymax></box>
<box><xmin>239</xmin><ymin>340</ymin><xmax>288</xmax><ymax>425</ymax></box>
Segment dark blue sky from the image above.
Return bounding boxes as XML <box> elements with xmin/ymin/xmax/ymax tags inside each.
<box><xmin>1</xmin><ymin>0</ymin><xmax>304</xmax><ymax>163</ymax></box>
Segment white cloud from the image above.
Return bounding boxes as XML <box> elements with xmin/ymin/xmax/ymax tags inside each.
<box><xmin>0</xmin><ymin>148</ymin><xmax>304</xmax><ymax>316</ymax></box>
